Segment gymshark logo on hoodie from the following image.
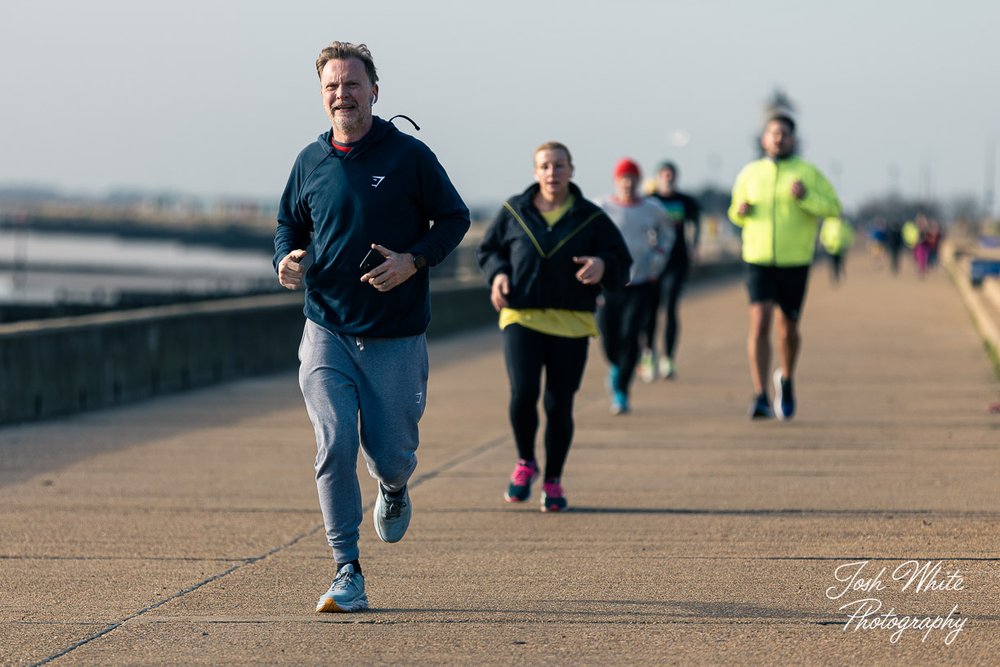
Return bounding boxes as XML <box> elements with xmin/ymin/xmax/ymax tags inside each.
<box><xmin>371</xmin><ymin>175</ymin><xmax>386</xmax><ymax>188</ymax></box>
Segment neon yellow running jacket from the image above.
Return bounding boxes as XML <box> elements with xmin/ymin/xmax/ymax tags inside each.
<box><xmin>728</xmin><ymin>156</ymin><xmax>841</xmax><ymax>266</ymax></box>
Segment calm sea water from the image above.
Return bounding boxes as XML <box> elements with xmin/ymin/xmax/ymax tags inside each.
<box><xmin>0</xmin><ymin>230</ymin><xmax>277</xmax><ymax>305</ymax></box>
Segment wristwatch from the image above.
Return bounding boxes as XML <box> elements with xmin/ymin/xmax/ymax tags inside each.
<box><xmin>412</xmin><ymin>254</ymin><xmax>428</xmax><ymax>271</ymax></box>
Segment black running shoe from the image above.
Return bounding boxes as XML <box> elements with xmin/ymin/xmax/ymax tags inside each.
<box><xmin>749</xmin><ymin>393</ymin><xmax>774</xmax><ymax>419</ymax></box>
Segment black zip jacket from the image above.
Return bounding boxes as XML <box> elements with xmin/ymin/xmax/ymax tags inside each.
<box><xmin>273</xmin><ymin>116</ymin><xmax>470</xmax><ymax>337</ymax></box>
<box><xmin>477</xmin><ymin>183</ymin><xmax>632</xmax><ymax>311</ymax></box>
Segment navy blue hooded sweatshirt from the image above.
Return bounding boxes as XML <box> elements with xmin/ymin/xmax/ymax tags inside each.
<box><xmin>273</xmin><ymin>116</ymin><xmax>470</xmax><ymax>337</ymax></box>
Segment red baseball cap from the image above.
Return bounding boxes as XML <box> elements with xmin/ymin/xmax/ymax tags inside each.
<box><xmin>614</xmin><ymin>158</ymin><xmax>641</xmax><ymax>179</ymax></box>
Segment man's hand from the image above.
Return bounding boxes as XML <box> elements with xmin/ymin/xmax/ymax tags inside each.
<box><xmin>737</xmin><ymin>202</ymin><xmax>753</xmax><ymax>216</ymax></box>
<box><xmin>791</xmin><ymin>180</ymin><xmax>806</xmax><ymax>200</ymax></box>
<box><xmin>573</xmin><ymin>256</ymin><xmax>605</xmax><ymax>285</ymax></box>
<box><xmin>490</xmin><ymin>273</ymin><xmax>510</xmax><ymax>312</ymax></box>
<box><xmin>278</xmin><ymin>249</ymin><xmax>308</xmax><ymax>290</ymax></box>
<box><xmin>360</xmin><ymin>243</ymin><xmax>418</xmax><ymax>292</ymax></box>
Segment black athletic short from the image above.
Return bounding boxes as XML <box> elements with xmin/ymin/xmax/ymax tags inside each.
<box><xmin>745</xmin><ymin>263</ymin><xmax>810</xmax><ymax>321</ymax></box>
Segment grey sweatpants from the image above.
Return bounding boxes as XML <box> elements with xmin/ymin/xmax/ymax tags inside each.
<box><xmin>298</xmin><ymin>319</ymin><xmax>428</xmax><ymax>563</ymax></box>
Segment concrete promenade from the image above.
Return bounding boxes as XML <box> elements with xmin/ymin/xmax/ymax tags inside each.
<box><xmin>2</xmin><ymin>253</ymin><xmax>999</xmax><ymax>666</ymax></box>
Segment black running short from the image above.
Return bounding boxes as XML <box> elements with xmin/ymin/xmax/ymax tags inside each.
<box><xmin>745</xmin><ymin>263</ymin><xmax>810</xmax><ymax>321</ymax></box>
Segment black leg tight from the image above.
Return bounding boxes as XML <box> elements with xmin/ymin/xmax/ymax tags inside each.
<box><xmin>503</xmin><ymin>325</ymin><xmax>588</xmax><ymax>480</ymax></box>
<box><xmin>599</xmin><ymin>284</ymin><xmax>659</xmax><ymax>393</ymax></box>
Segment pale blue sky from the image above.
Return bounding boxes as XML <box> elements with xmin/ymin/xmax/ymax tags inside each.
<box><xmin>2</xmin><ymin>0</ymin><xmax>997</xmax><ymax>214</ymax></box>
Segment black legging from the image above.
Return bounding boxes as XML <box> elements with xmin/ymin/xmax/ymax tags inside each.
<box><xmin>599</xmin><ymin>282</ymin><xmax>659</xmax><ymax>393</ymax></box>
<box><xmin>829</xmin><ymin>253</ymin><xmax>844</xmax><ymax>281</ymax></box>
<box><xmin>503</xmin><ymin>324</ymin><xmax>589</xmax><ymax>481</ymax></box>
<box><xmin>641</xmin><ymin>261</ymin><xmax>688</xmax><ymax>359</ymax></box>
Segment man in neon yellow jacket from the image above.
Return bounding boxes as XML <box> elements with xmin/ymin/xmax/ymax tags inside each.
<box><xmin>728</xmin><ymin>114</ymin><xmax>840</xmax><ymax>420</ymax></box>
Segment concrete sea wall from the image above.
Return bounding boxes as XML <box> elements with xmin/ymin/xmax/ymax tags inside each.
<box><xmin>0</xmin><ymin>281</ymin><xmax>499</xmax><ymax>425</ymax></box>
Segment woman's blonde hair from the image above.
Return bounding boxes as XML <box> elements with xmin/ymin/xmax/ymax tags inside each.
<box><xmin>534</xmin><ymin>141</ymin><xmax>573</xmax><ymax>166</ymax></box>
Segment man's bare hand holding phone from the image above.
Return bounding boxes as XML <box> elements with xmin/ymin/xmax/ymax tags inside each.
<box><xmin>360</xmin><ymin>243</ymin><xmax>419</xmax><ymax>292</ymax></box>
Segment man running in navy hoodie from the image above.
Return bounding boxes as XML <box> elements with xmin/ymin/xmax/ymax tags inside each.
<box><xmin>274</xmin><ymin>41</ymin><xmax>470</xmax><ymax>612</ymax></box>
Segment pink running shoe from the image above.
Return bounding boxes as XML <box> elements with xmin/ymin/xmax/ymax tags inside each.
<box><xmin>541</xmin><ymin>479</ymin><xmax>568</xmax><ymax>512</ymax></box>
<box><xmin>504</xmin><ymin>459</ymin><xmax>539</xmax><ymax>502</ymax></box>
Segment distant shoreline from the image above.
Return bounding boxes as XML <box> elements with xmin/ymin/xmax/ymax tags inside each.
<box><xmin>0</xmin><ymin>212</ymin><xmax>274</xmax><ymax>252</ymax></box>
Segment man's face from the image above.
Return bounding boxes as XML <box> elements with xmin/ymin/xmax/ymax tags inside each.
<box><xmin>614</xmin><ymin>173</ymin><xmax>639</xmax><ymax>201</ymax></box>
<box><xmin>533</xmin><ymin>148</ymin><xmax>574</xmax><ymax>199</ymax></box>
<box><xmin>657</xmin><ymin>167</ymin><xmax>676</xmax><ymax>192</ymax></box>
<box><xmin>761</xmin><ymin>119</ymin><xmax>795</xmax><ymax>159</ymax></box>
<box><xmin>321</xmin><ymin>57</ymin><xmax>377</xmax><ymax>139</ymax></box>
